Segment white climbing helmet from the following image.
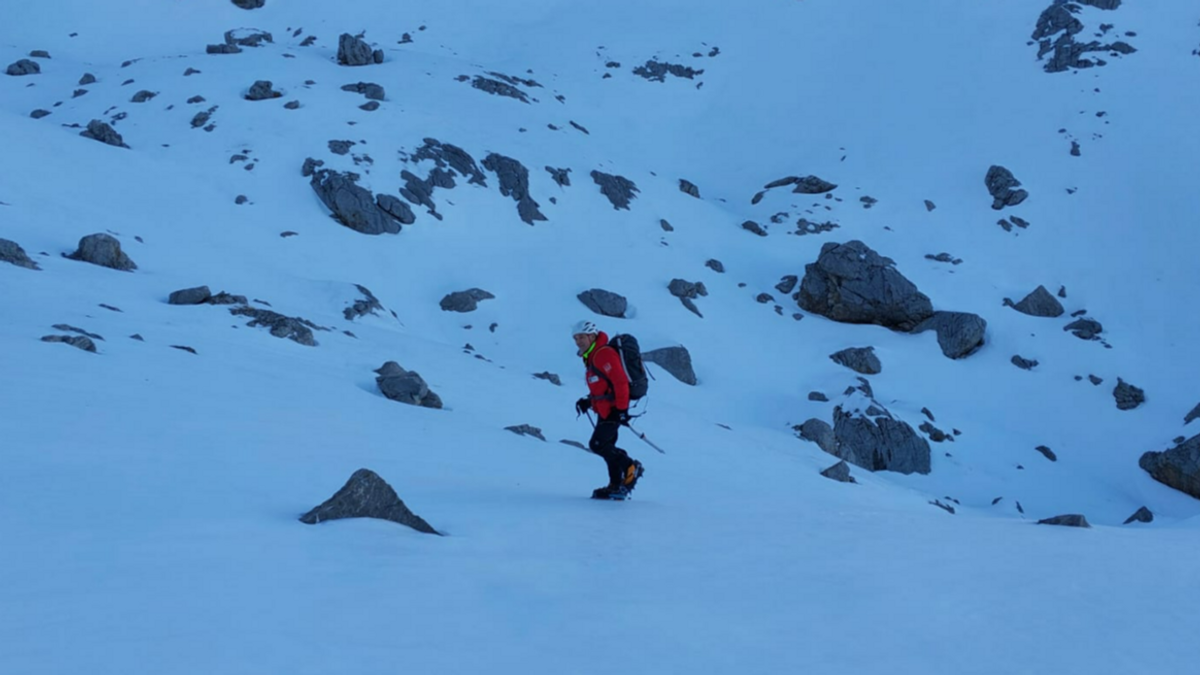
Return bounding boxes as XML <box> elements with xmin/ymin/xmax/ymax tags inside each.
<box><xmin>571</xmin><ymin>320</ymin><xmax>599</xmax><ymax>337</ymax></box>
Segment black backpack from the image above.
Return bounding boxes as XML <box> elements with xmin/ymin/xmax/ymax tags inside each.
<box><xmin>595</xmin><ymin>334</ymin><xmax>649</xmax><ymax>401</ymax></box>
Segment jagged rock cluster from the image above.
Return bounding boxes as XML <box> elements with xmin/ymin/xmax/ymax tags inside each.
<box><xmin>798</xmin><ymin>379</ymin><xmax>931</xmax><ymax>475</ymax></box>
<box><xmin>1032</xmin><ymin>0</ymin><xmax>1136</xmax><ymax>73</ymax></box>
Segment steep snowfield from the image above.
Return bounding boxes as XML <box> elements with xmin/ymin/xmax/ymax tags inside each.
<box><xmin>3</xmin><ymin>1</ymin><xmax>1199</xmax><ymax>673</ymax></box>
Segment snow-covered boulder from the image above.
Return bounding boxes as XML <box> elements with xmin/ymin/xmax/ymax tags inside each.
<box><xmin>376</xmin><ymin>362</ymin><xmax>443</xmax><ymax>409</ymax></box>
<box><xmin>798</xmin><ymin>240</ymin><xmax>934</xmax><ymax>332</ymax></box>
<box><xmin>299</xmin><ymin>469</ymin><xmax>438</xmax><ymax>534</ymax></box>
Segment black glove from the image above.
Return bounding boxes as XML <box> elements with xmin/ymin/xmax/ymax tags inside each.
<box><xmin>575</xmin><ymin>397</ymin><xmax>591</xmax><ymax>415</ymax></box>
<box><xmin>612</xmin><ymin>408</ymin><xmax>631</xmax><ymax>425</ymax></box>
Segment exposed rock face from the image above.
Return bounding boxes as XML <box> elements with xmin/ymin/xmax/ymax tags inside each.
<box><xmin>792</xmin><ymin>176</ymin><xmax>838</xmax><ymax>194</ymax></box>
<box><xmin>985</xmin><ymin>165</ymin><xmax>1028</xmax><ymax>209</ymax></box>
<box><xmin>1185</xmin><ymin>402</ymin><xmax>1200</xmax><ymax>426</ymax></box>
<box><xmin>798</xmin><ymin>419</ymin><xmax>837</xmax><ymax>455</ymax></box>
<box><xmin>545</xmin><ymin>166</ymin><xmax>571</xmax><ymax>187</ymax></box>
<box><xmin>1140</xmin><ymin>433</ymin><xmax>1200</xmax><ymax>500</ymax></box>
<box><xmin>207</xmin><ymin>44</ymin><xmax>242</xmax><ymax>55</ymax></box>
<box><xmin>310</xmin><ymin>170</ymin><xmax>400</xmax><ymax>235</ymax></box>
<box><xmin>80</xmin><ymin>120</ymin><xmax>129</xmax><ymax>148</ymax></box>
<box><xmin>299</xmin><ymin>468</ymin><xmax>438</xmax><ymax>534</ymax></box>
<box><xmin>1008</xmin><ymin>285</ymin><xmax>1064</xmax><ymax>317</ymax></box>
<box><xmin>0</xmin><ymin>238</ymin><xmax>40</xmax><ymax>270</ymax></box>
<box><xmin>832</xmin><ymin>402</ymin><xmax>931</xmax><ymax>474</ymax></box>
<box><xmin>632</xmin><ymin>60</ymin><xmax>704</xmax><ymax>81</ymax></box>
<box><xmin>741</xmin><ymin>220</ymin><xmax>767</xmax><ymax>237</ymax></box>
<box><xmin>482</xmin><ymin>153</ymin><xmax>546</xmax><ymax>224</ymax></box>
<box><xmin>668</xmin><ymin>279</ymin><xmax>707</xmax><ymax>318</ymax></box>
<box><xmin>375</xmin><ymin>194</ymin><xmax>415</xmax><ymax>225</ymax></box>
<box><xmin>168</xmin><ymin>285</ymin><xmax>212</xmax><ymax>305</ymax></box>
<box><xmin>775</xmin><ymin>275</ymin><xmax>799</xmax><ymax>295</ymax></box>
<box><xmin>245</xmin><ymin>80</ymin><xmax>282</xmax><ymax>100</ymax></box>
<box><xmin>344</xmin><ymin>284</ymin><xmax>384</xmax><ymax>321</ymax></box>
<box><xmin>679</xmin><ymin>179</ymin><xmax>700</xmax><ymax>198</ymax></box>
<box><xmin>1123</xmin><ymin>506</ymin><xmax>1153</xmax><ymax>525</ymax></box>
<box><xmin>1064</xmin><ymin>317</ymin><xmax>1103</xmax><ymax>340</ymax></box>
<box><xmin>230</xmin><ymin>307</ymin><xmax>321</xmax><ymax>346</ymax></box>
<box><xmin>590</xmin><ymin>171</ymin><xmax>639</xmax><ymax>210</ymax></box>
<box><xmin>913</xmin><ymin>311</ymin><xmax>987</xmax><ymax>359</ymax></box>
<box><xmin>131</xmin><ymin>90</ymin><xmax>157</xmax><ymax>103</ymax></box>
<box><xmin>643</xmin><ymin>346</ymin><xmax>696</xmax><ymax>385</ymax></box>
<box><xmin>1113</xmin><ymin>378</ymin><xmax>1145</xmax><ymax>410</ymax></box>
<box><xmin>820</xmin><ymin>460</ymin><xmax>856</xmax><ymax>484</ymax></box>
<box><xmin>338</xmin><ymin>33</ymin><xmax>382</xmax><ymax>66</ymax></box>
<box><xmin>578</xmin><ymin>288</ymin><xmax>627</xmax><ymax>318</ymax></box>
<box><xmin>6</xmin><ymin>59</ymin><xmax>40</xmax><ymax>76</ymax></box>
<box><xmin>798</xmin><ymin>240</ymin><xmax>934</xmax><ymax>331</ymax></box>
<box><xmin>505</xmin><ymin>424</ymin><xmax>546</xmax><ymax>441</ymax></box>
<box><xmin>375</xmin><ymin>361</ymin><xmax>443</xmax><ymax>409</ymax></box>
<box><xmin>830</xmin><ymin>347</ymin><xmax>882</xmax><ymax>375</ymax></box>
<box><xmin>65</xmin><ymin>233</ymin><xmax>137</xmax><ymax>271</ymax></box>
<box><xmin>41</xmin><ymin>335</ymin><xmax>97</xmax><ymax>352</ymax></box>
<box><xmin>1033</xmin><ymin>0</ymin><xmax>1132</xmax><ymax>73</ymax></box>
<box><xmin>440</xmin><ymin>288</ymin><xmax>495</xmax><ymax>312</ymax></box>
<box><xmin>1037</xmin><ymin>514</ymin><xmax>1091</xmax><ymax>528</ymax></box>
<box><xmin>469</xmin><ymin>75</ymin><xmax>530</xmax><ymax>102</ymax></box>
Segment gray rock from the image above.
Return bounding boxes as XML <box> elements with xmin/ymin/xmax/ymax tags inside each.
<box><xmin>283</xmin><ymin>100</ymin><xmax>300</xmax><ymax>110</ymax></box>
<box><xmin>1064</xmin><ymin>317</ymin><xmax>1103</xmax><ymax>340</ymax></box>
<box><xmin>775</xmin><ymin>275</ymin><xmax>799</xmax><ymax>295</ymax></box>
<box><xmin>51</xmin><ymin>324</ymin><xmax>103</xmax><ymax>341</ymax></box>
<box><xmin>985</xmin><ymin>165</ymin><xmax>1028</xmax><ymax>209</ymax></box>
<box><xmin>1114</xmin><ymin>378</ymin><xmax>1145</xmax><ymax>410</ymax></box>
<box><xmin>792</xmin><ymin>176</ymin><xmax>838</xmax><ymax>194</ymax></box>
<box><xmin>797</xmin><ymin>419</ymin><xmax>837</xmax><ymax>455</ymax></box>
<box><xmin>1185</xmin><ymin>402</ymin><xmax>1200</xmax><ymax>425</ymax></box>
<box><xmin>925</xmin><ymin>252</ymin><xmax>962</xmax><ymax>265</ymax></box>
<box><xmin>668</xmin><ymin>279</ymin><xmax>707</xmax><ymax>299</ymax></box>
<box><xmin>545</xmin><ymin>166</ymin><xmax>571</xmax><ymax>187</ymax></box>
<box><xmin>65</xmin><ymin>233</ymin><xmax>137</xmax><ymax>271</ymax></box>
<box><xmin>191</xmin><ymin>108</ymin><xmax>215</xmax><ymax>128</ymax></box>
<box><xmin>1035</xmin><ymin>445</ymin><xmax>1058</xmax><ymax>462</ymax></box>
<box><xmin>830</xmin><ymin>347</ymin><xmax>881</xmax><ymax>375</ymax></box>
<box><xmin>795</xmin><ymin>219</ymin><xmax>840</xmax><ymax>237</ymax></box>
<box><xmin>344</xmin><ymin>284</ymin><xmax>383</xmax><ymax>321</ymax></box>
<box><xmin>1123</xmin><ymin>506</ymin><xmax>1153</xmax><ymax>524</ymax></box>
<box><xmin>224</xmin><ymin>28</ymin><xmax>272</xmax><ymax>47</ymax></box>
<box><xmin>328</xmin><ymin>140</ymin><xmax>355</xmax><ymax>155</ymax></box>
<box><xmin>338</xmin><ymin>33</ymin><xmax>377</xmax><ymax>66</ymax></box>
<box><xmin>169</xmin><ymin>285</ymin><xmax>212</xmax><ymax>305</ymax></box>
<box><xmin>808</xmin><ymin>391</ymin><xmax>828</xmax><ymax>402</ymax></box>
<box><xmin>29</xmin><ymin>50</ymin><xmax>50</xmax><ymax>59</ymax></box>
<box><xmin>232</xmin><ymin>0</ymin><xmax>266</xmax><ymax>8</ymax></box>
<box><xmin>209</xmin><ymin>291</ymin><xmax>248</xmax><ymax>305</ymax></box>
<box><xmin>131</xmin><ymin>90</ymin><xmax>157</xmax><ymax>103</ymax></box>
<box><xmin>831</xmin><ymin>403</ymin><xmax>931</xmax><ymax>475</ymax></box>
<box><xmin>632</xmin><ymin>60</ymin><xmax>704</xmax><ymax>82</ymax></box>
<box><xmin>41</xmin><ymin>335</ymin><xmax>97</xmax><ymax>352</ymax></box>
<box><xmin>0</xmin><ymin>238</ymin><xmax>40</xmax><ymax>270</ymax></box>
<box><xmin>1140</xmin><ymin>433</ymin><xmax>1200</xmax><ymax>500</ymax></box>
<box><xmin>340</xmin><ymin>81</ymin><xmax>385</xmax><ymax>100</ymax></box>
<box><xmin>299</xmin><ymin>468</ymin><xmax>437</xmax><ymax>534</ymax></box>
<box><xmin>375</xmin><ymin>361</ymin><xmax>443</xmax><ymax>409</ymax></box>
<box><xmin>706</xmin><ymin>259</ymin><xmax>725</xmax><ymax>273</ymax></box>
<box><xmin>440</xmin><ymin>288</ymin><xmax>495</xmax><ymax>313</ymax></box>
<box><xmin>6</xmin><ymin>59</ymin><xmax>40</xmax><ymax>76</ymax></box>
<box><xmin>410</xmin><ymin>138</ymin><xmax>486</xmax><ymax>185</ymax></box>
<box><xmin>820</xmin><ymin>460</ymin><xmax>856</xmax><ymax>484</ymax></box>
<box><xmin>469</xmin><ymin>76</ymin><xmax>530</xmax><ymax>102</ymax></box>
<box><xmin>741</xmin><ymin>220</ymin><xmax>767</xmax><ymax>237</ymax></box>
<box><xmin>360</xmin><ymin>101</ymin><xmax>380</xmax><ymax>111</ymax></box>
<box><xmin>30</xmin><ymin>109</ymin><xmax>51</xmax><ymax>119</ymax></box>
<box><xmin>310</xmin><ymin>170</ymin><xmax>400</xmax><ymax>235</ymax></box>
<box><xmin>799</xmin><ymin>240</ymin><xmax>934</xmax><ymax>332</ymax></box>
<box><xmin>482</xmin><ymin>153</ymin><xmax>546</xmax><ymax>224</ymax></box>
<box><xmin>1037</xmin><ymin>514</ymin><xmax>1091</xmax><ymax>528</ymax></box>
<box><xmin>679</xmin><ymin>179</ymin><xmax>700</xmax><ymax>198</ymax></box>
<box><xmin>924</xmin><ymin>200</ymin><xmax>936</xmax><ymax>211</ymax></box>
<box><xmin>591</xmin><ymin>171</ymin><xmax>639</xmax><ymax>210</ymax></box>
<box><xmin>206</xmin><ymin>43</ymin><xmax>243</xmax><ymax>55</ymax></box>
<box><xmin>1012</xmin><ymin>355</ymin><xmax>1039</xmax><ymax>370</ymax></box>
<box><xmin>505</xmin><ymin>424</ymin><xmax>546</xmax><ymax>441</ymax></box>
<box><xmin>913</xmin><ymin>311</ymin><xmax>987</xmax><ymax>359</ymax></box>
<box><xmin>80</xmin><ymin>120</ymin><xmax>129</xmax><ymax>148</ymax></box>
<box><xmin>578</xmin><ymin>288</ymin><xmax>627</xmax><ymax>318</ymax></box>
<box><xmin>919</xmin><ymin>422</ymin><xmax>948</xmax><ymax>443</ymax></box>
<box><xmin>755</xmin><ymin>293</ymin><xmax>774</xmax><ymax>304</ymax></box>
<box><xmin>764</xmin><ymin>176</ymin><xmax>800</xmax><ymax>189</ymax></box>
<box><xmin>245</xmin><ymin>80</ymin><xmax>282</xmax><ymax>100</ymax></box>
<box><xmin>1088</xmin><ymin>374</ymin><xmax>1103</xmax><ymax>386</ymax></box>
<box><xmin>230</xmin><ymin>306</ymin><xmax>320</xmax><ymax>346</ymax></box>
<box><xmin>301</xmin><ymin>157</ymin><xmax>325</xmax><ymax>177</ymax></box>
<box><xmin>533</xmin><ymin>372</ymin><xmax>561</xmax><ymax>386</ymax></box>
<box><xmin>375</xmin><ymin>194</ymin><xmax>415</xmax><ymax>225</ymax></box>
<box><xmin>1008</xmin><ymin>285</ymin><xmax>1064</xmax><ymax>318</ymax></box>
<box><xmin>643</xmin><ymin>346</ymin><xmax>696</xmax><ymax>385</ymax></box>
<box><xmin>79</xmin><ymin>72</ymin><xmax>97</xmax><ymax>85</ymax></box>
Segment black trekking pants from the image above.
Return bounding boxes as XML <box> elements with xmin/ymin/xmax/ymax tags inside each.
<box><xmin>589</xmin><ymin>418</ymin><xmax>634</xmax><ymax>486</ymax></box>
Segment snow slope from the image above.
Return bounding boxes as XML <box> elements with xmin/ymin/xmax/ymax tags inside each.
<box><xmin>2</xmin><ymin>1</ymin><xmax>1199</xmax><ymax>673</ymax></box>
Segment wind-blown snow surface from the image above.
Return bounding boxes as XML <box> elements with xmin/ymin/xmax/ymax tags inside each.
<box><xmin>3</xmin><ymin>1</ymin><xmax>1200</xmax><ymax>673</ymax></box>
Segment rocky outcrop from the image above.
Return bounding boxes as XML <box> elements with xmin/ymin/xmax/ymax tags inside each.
<box><xmin>798</xmin><ymin>241</ymin><xmax>934</xmax><ymax>331</ymax></box>
<box><xmin>632</xmin><ymin>60</ymin><xmax>704</xmax><ymax>82</ymax></box>
<box><xmin>375</xmin><ymin>194</ymin><xmax>415</xmax><ymax>225</ymax></box>
<box><xmin>505</xmin><ymin>424</ymin><xmax>546</xmax><ymax>441</ymax></box>
<box><xmin>591</xmin><ymin>171</ymin><xmax>638</xmax><ymax>210</ymax></box>
<box><xmin>375</xmin><ymin>361</ymin><xmax>443</xmax><ymax>409</ymax></box>
<box><xmin>41</xmin><ymin>335</ymin><xmax>97</xmax><ymax>352</ymax></box>
<box><xmin>65</xmin><ymin>233</ymin><xmax>137</xmax><ymax>271</ymax></box>
<box><xmin>230</xmin><ymin>307</ymin><xmax>321</xmax><ymax>346</ymax></box>
<box><xmin>440</xmin><ymin>288</ymin><xmax>495</xmax><ymax>312</ymax></box>
<box><xmin>679</xmin><ymin>179</ymin><xmax>700</xmax><ymax>198</ymax></box>
<box><xmin>1006</xmin><ymin>285</ymin><xmax>1064</xmax><ymax>317</ymax></box>
<box><xmin>337</xmin><ymin>33</ymin><xmax>383</xmax><ymax>66</ymax></box>
<box><xmin>1185</xmin><ymin>402</ymin><xmax>1200</xmax><ymax>426</ymax></box>
<box><xmin>344</xmin><ymin>284</ymin><xmax>384</xmax><ymax>321</ymax></box>
<box><xmin>1012</xmin><ymin>355</ymin><xmax>1039</xmax><ymax>370</ymax></box>
<box><xmin>1123</xmin><ymin>506</ymin><xmax>1153</xmax><ymax>524</ymax></box>
<box><xmin>246</xmin><ymin>80</ymin><xmax>282</xmax><ymax>100</ymax></box>
<box><xmin>913</xmin><ymin>311</ymin><xmax>987</xmax><ymax>359</ymax></box>
<box><xmin>668</xmin><ymin>279</ymin><xmax>707</xmax><ymax>318</ymax></box>
<box><xmin>482</xmin><ymin>153</ymin><xmax>546</xmax><ymax>224</ymax></box>
<box><xmin>6</xmin><ymin>59</ymin><xmax>40</xmax><ymax>76</ymax></box>
<box><xmin>578</xmin><ymin>288</ymin><xmax>627</xmax><ymax>318</ymax></box>
<box><xmin>299</xmin><ymin>468</ymin><xmax>438</xmax><ymax>534</ymax></box>
<box><xmin>1064</xmin><ymin>317</ymin><xmax>1103</xmax><ymax>340</ymax></box>
<box><xmin>168</xmin><ymin>286</ymin><xmax>212</xmax><ymax>305</ymax></box>
<box><xmin>1139</xmin><ymin>433</ymin><xmax>1200</xmax><ymax>500</ymax></box>
<box><xmin>985</xmin><ymin>165</ymin><xmax>1028</xmax><ymax>209</ymax></box>
<box><xmin>830</xmin><ymin>347</ymin><xmax>881</xmax><ymax>375</ymax></box>
<box><xmin>310</xmin><ymin>170</ymin><xmax>400</xmax><ymax>235</ymax></box>
<box><xmin>80</xmin><ymin>120</ymin><xmax>129</xmax><ymax>148</ymax></box>
<box><xmin>232</xmin><ymin>0</ymin><xmax>266</xmax><ymax>9</ymax></box>
<box><xmin>643</xmin><ymin>346</ymin><xmax>696</xmax><ymax>385</ymax></box>
<box><xmin>0</xmin><ymin>238</ymin><xmax>40</xmax><ymax>270</ymax></box>
<box><xmin>341</xmin><ymin>82</ymin><xmax>385</xmax><ymax>100</ymax></box>
<box><xmin>1037</xmin><ymin>514</ymin><xmax>1091</xmax><ymax>528</ymax></box>
<box><xmin>798</xmin><ymin>419</ymin><xmax>837</xmax><ymax>455</ymax></box>
<box><xmin>800</xmin><ymin>384</ymin><xmax>931</xmax><ymax>475</ymax></box>
<box><xmin>820</xmin><ymin>460</ymin><xmax>856</xmax><ymax>484</ymax></box>
<box><xmin>1113</xmin><ymin>378</ymin><xmax>1145</xmax><ymax>410</ymax></box>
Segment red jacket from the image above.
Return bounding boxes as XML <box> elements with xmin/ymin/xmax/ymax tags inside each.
<box><xmin>582</xmin><ymin>332</ymin><xmax>630</xmax><ymax>419</ymax></box>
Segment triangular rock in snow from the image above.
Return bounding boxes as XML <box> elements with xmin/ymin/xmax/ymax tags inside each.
<box><xmin>299</xmin><ymin>468</ymin><xmax>439</xmax><ymax>534</ymax></box>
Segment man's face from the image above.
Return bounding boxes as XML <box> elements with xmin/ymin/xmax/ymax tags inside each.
<box><xmin>573</xmin><ymin>333</ymin><xmax>595</xmax><ymax>352</ymax></box>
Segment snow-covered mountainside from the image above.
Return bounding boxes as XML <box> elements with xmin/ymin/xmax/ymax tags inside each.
<box><xmin>3</xmin><ymin>1</ymin><xmax>1199</xmax><ymax>673</ymax></box>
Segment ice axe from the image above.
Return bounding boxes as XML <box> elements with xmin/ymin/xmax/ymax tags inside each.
<box><xmin>626</xmin><ymin>423</ymin><xmax>666</xmax><ymax>454</ymax></box>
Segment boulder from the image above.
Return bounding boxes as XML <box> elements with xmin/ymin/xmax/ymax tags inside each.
<box><xmin>1123</xmin><ymin>506</ymin><xmax>1153</xmax><ymax>525</ymax></box>
<box><xmin>310</xmin><ymin>170</ymin><xmax>400</xmax><ymax>235</ymax></box>
<box><xmin>40</xmin><ymin>335</ymin><xmax>97</xmax><ymax>353</ymax></box>
<box><xmin>830</xmin><ymin>347</ymin><xmax>881</xmax><ymax>375</ymax></box>
<box><xmin>130</xmin><ymin>90</ymin><xmax>157</xmax><ymax>103</ymax></box>
<box><xmin>440</xmin><ymin>288</ymin><xmax>495</xmax><ymax>312</ymax></box>
<box><xmin>224</xmin><ymin>28</ymin><xmax>273</xmax><ymax>47</ymax></box>
<box><xmin>169</xmin><ymin>285</ymin><xmax>212</xmax><ymax>305</ymax></box>
<box><xmin>1037</xmin><ymin>514</ymin><xmax>1091</xmax><ymax>528</ymax></box>
<box><xmin>1064</xmin><ymin>317</ymin><xmax>1103</xmax><ymax>340</ymax></box>
<box><xmin>376</xmin><ymin>361</ymin><xmax>443</xmax><ymax>408</ymax></box>
<box><xmin>338</xmin><ymin>33</ymin><xmax>379</xmax><ymax>66</ymax></box>
<box><xmin>679</xmin><ymin>179</ymin><xmax>700</xmax><ymax>198</ymax></box>
<box><xmin>533</xmin><ymin>372</ymin><xmax>562</xmax><ymax>386</ymax></box>
<box><xmin>1114</xmin><ymin>378</ymin><xmax>1145</xmax><ymax>410</ymax></box>
<box><xmin>0</xmin><ymin>238</ymin><xmax>40</xmax><ymax>270</ymax></box>
<box><xmin>578</xmin><ymin>288</ymin><xmax>627</xmax><ymax>318</ymax></box>
<box><xmin>6</xmin><ymin>59</ymin><xmax>40</xmax><ymax>76</ymax></box>
<box><xmin>65</xmin><ymin>233</ymin><xmax>137</xmax><ymax>271</ymax></box>
<box><xmin>643</xmin><ymin>346</ymin><xmax>696</xmax><ymax>385</ymax></box>
<box><xmin>245</xmin><ymin>80</ymin><xmax>282</xmax><ymax>100</ymax></box>
<box><xmin>913</xmin><ymin>311</ymin><xmax>987</xmax><ymax>359</ymax></box>
<box><xmin>820</xmin><ymin>460</ymin><xmax>856</xmax><ymax>484</ymax></box>
<box><xmin>1008</xmin><ymin>285</ymin><xmax>1064</xmax><ymax>317</ymax></box>
<box><xmin>831</xmin><ymin>401</ymin><xmax>931</xmax><ymax>475</ymax></box>
<box><xmin>299</xmin><ymin>468</ymin><xmax>438</xmax><ymax>534</ymax></box>
<box><xmin>1140</xmin><ymin>434</ymin><xmax>1200</xmax><ymax>499</ymax></box>
<box><xmin>706</xmin><ymin>259</ymin><xmax>725</xmax><ymax>273</ymax></box>
<box><xmin>792</xmin><ymin>176</ymin><xmax>837</xmax><ymax>194</ymax></box>
<box><xmin>1186</xmin><ymin>402</ymin><xmax>1200</xmax><ymax>426</ymax></box>
<box><xmin>482</xmin><ymin>153</ymin><xmax>546</xmax><ymax>225</ymax></box>
<box><xmin>798</xmin><ymin>240</ymin><xmax>934</xmax><ymax>331</ymax></box>
<box><xmin>232</xmin><ymin>0</ymin><xmax>266</xmax><ymax>8</ymax></box>
<box><xmin>341</xmin><ymin>82</ymin><xmax>385</xmax><ymax>100</ymax></box>
<box><xmin>1034</xmin><ymin>445</ymin><xmax>1057</xmax><ymax>462</ymax></box>
<box><xmin>985</xmin><ymin>165</ymin><xmax>1029</xmax><ymax>209</ymax></box>
<box><xmin>80</xmin><ymin>120</ymin><xmax>129</xmax><ymax>148</ymax></box>
<box><xmin>1012</xmin><ymin>355</ymin><xmax>1039</xmax><ymax>370</ymax></box>
<box><xmin>590</xmin><ymin>170</ymin><xmax>638</xmax><ymax>210</ymax></box>
<box><xmin>775</xmin><ymin>275</ymin><xmax>799</xmax><ymax>295</ymax></box>
<box><xmin>797</xmin><ymin>419</ymin><xmax>837</xmax><ymax>455</ymax></box>
<box><xmin>741</xmin><ymin>220</ymin><xmax>767</xmax><ymax>237</ymax></box>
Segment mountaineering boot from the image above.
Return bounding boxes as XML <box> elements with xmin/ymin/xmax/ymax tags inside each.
<box><xmin>591</xmin><ymin>484</ymin><xmax>618</xmax><ymax>500</ymax></box>
<box><xmin>623</xmin><ymin>460</ymin><xmax>645</xmax><ymax>492</ymax></box>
